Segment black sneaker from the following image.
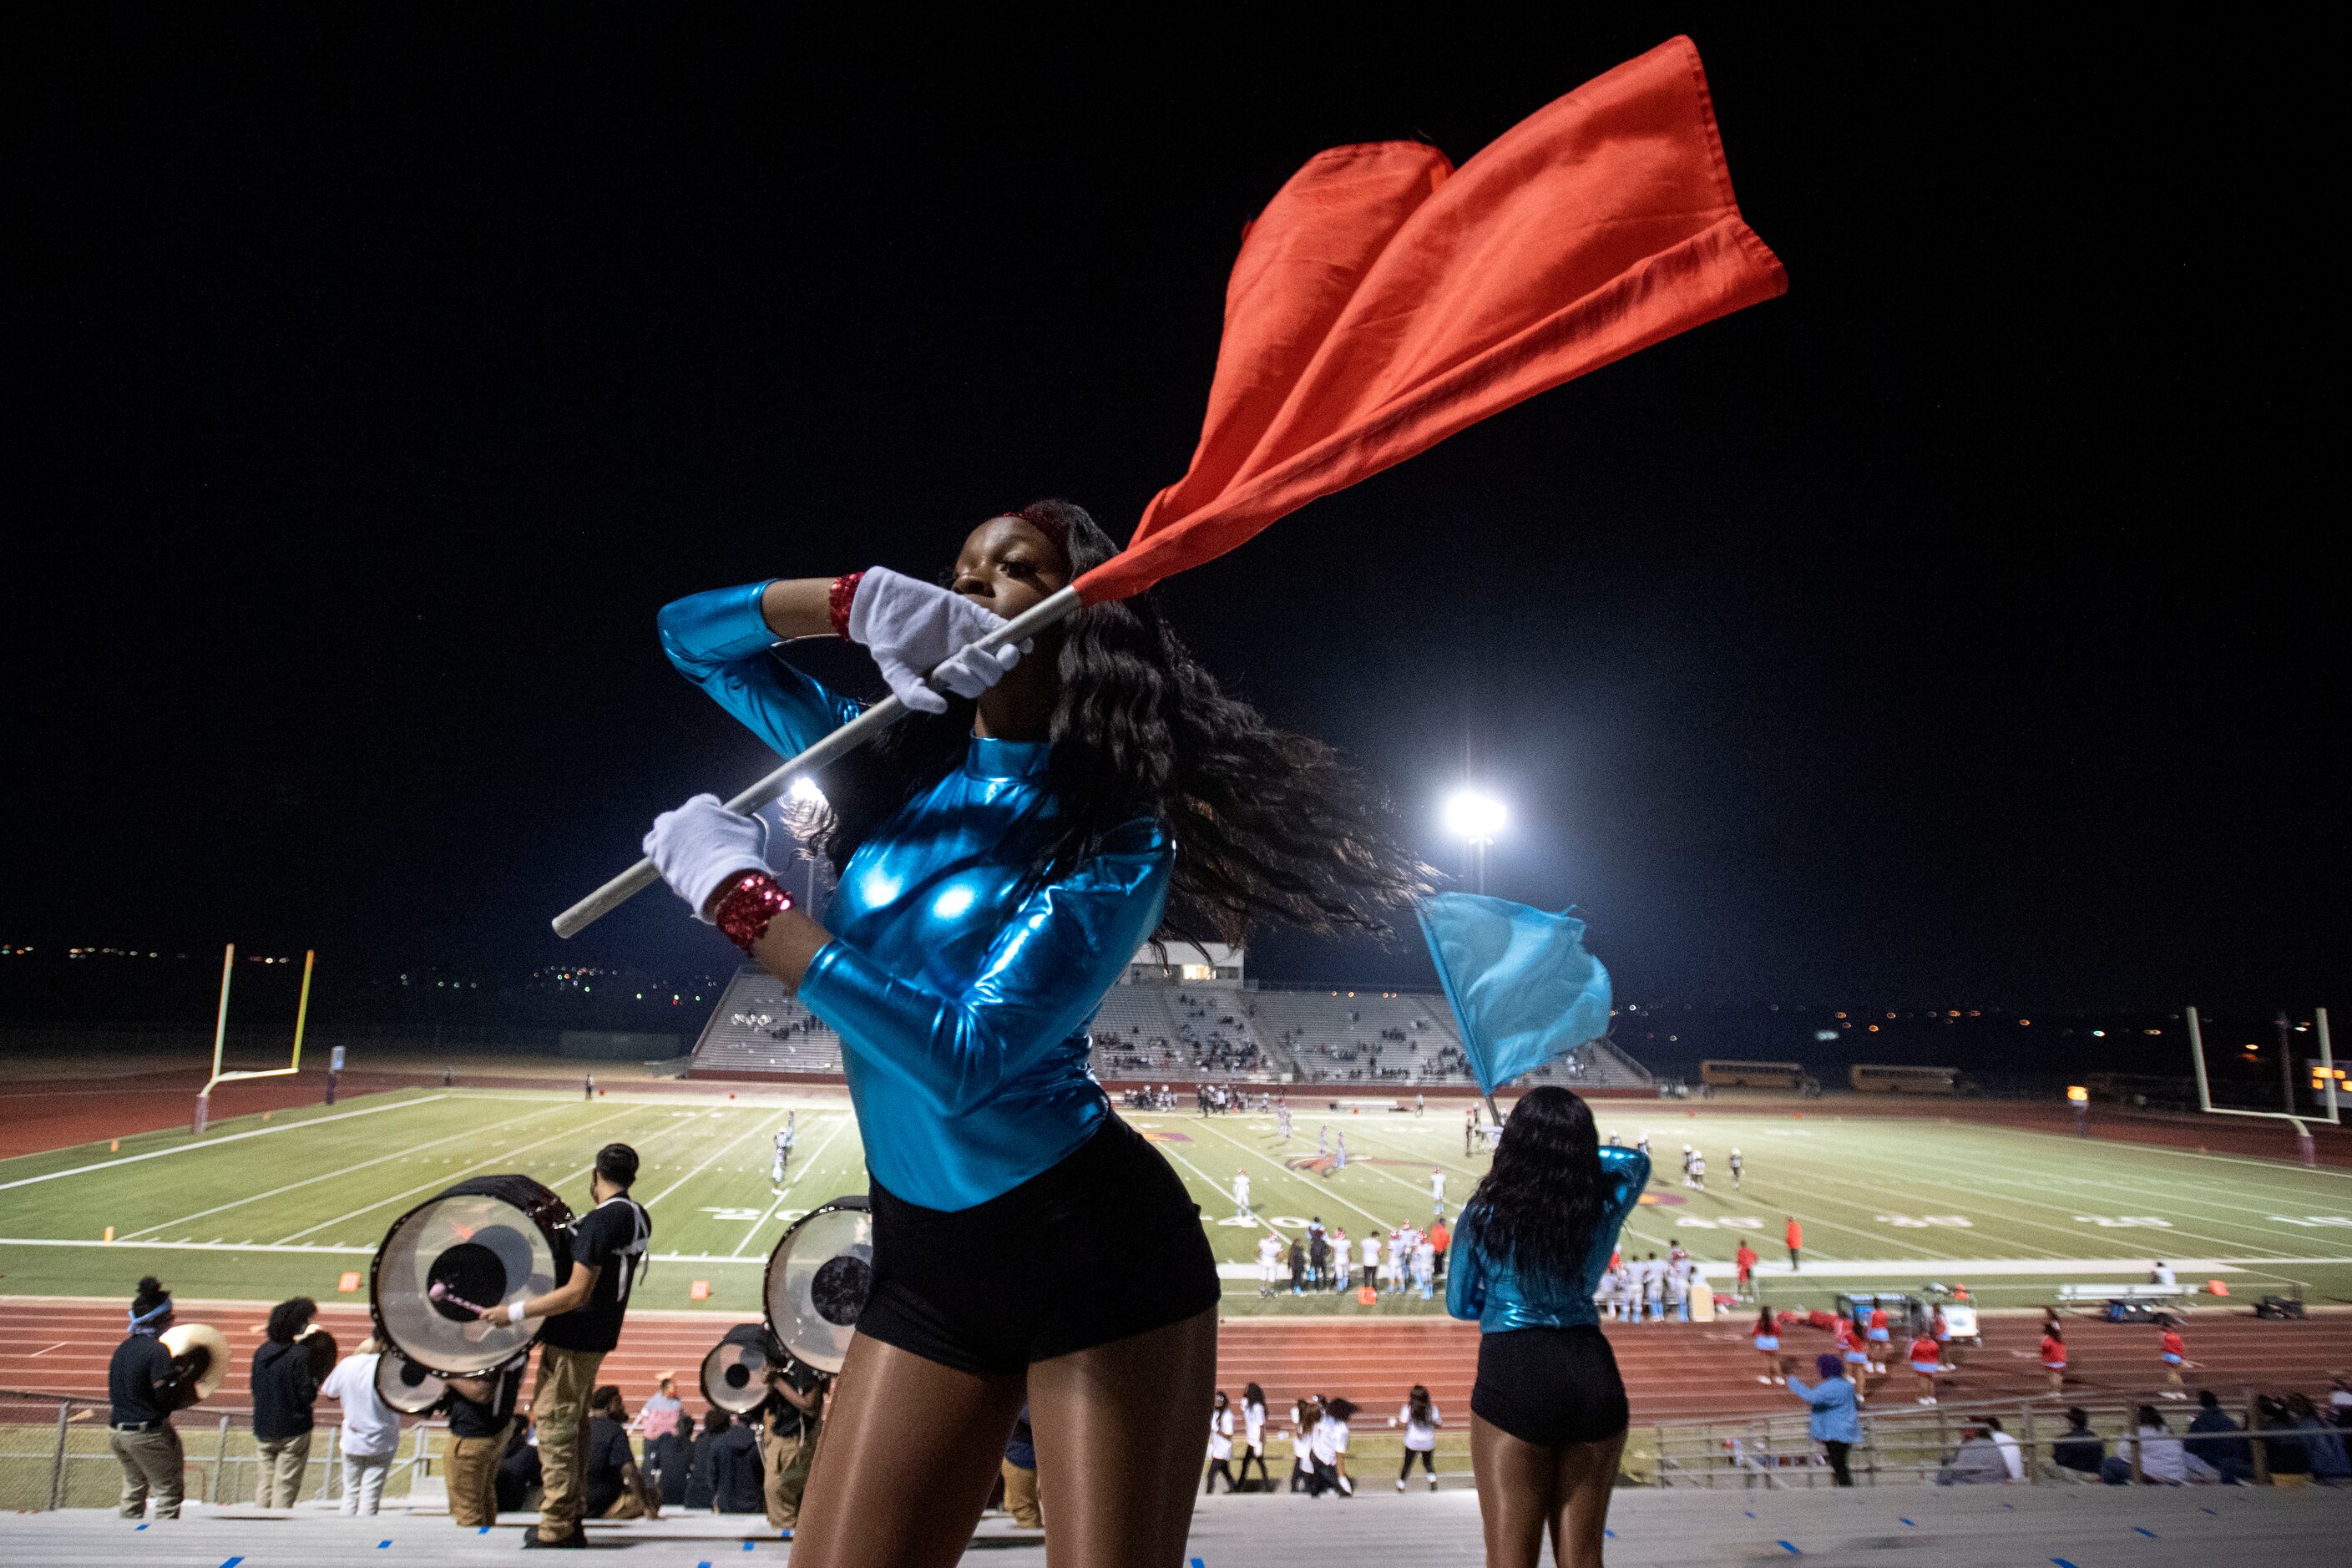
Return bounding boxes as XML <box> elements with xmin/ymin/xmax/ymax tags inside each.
<box><xmin>522</xmin><ymin>1526</ymin><xmax>585</xmax><ymax>1549</ymax></box>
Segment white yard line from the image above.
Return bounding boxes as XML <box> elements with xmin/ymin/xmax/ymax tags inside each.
<box><xmin>117</xmin><ymin>1100</ymin><xmax>572</xmax><ymax>1242</ymax></box>
<box><xmin>26</xmin><ymin>1342</ymin><xmax>68</xmax><ymax>1358</ymax></box>
<box><xmin>643</xmin><ymin>1109</ymin><xmax>790</xmax><ymax>1208</ymax></box>
<box><xmin>0</xmin><ymin>1094</ymin><xmax>453</xmax><ymax>1192</ymax></box>
<box><xmin>1158</xmin><ymin>1118</ymin><xmax>1399</xmax><ymax>1234</ymax></box>
<box><xmin>271</xmin><ymin>1103</ymin><xmax>645</xmax><ymax>1243</ymax></box>
<box><xmin>730</xmin><ymin>1115</ymin><xmax>853</xmax><ymax>1257</ymax></box>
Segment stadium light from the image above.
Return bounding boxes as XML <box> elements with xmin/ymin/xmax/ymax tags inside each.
<box><xmin>1443</xmin><ymin>787</ymin><xmax>1507</xmax><ymax>894</ymax></box>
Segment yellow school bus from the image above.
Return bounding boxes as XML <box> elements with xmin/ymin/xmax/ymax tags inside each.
<box><xmin>1699</xmin><ymin>1060</ymin><xmax>1818</xmax><ymax>1092</ymax></box>
<box><xmin>1849</xmin><ymin>1063</ymin><xmax>1969</xmax><ymax>1095</ymax></box>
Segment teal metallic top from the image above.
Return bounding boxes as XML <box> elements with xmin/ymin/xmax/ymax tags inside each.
<box><xmin>1444</xmin><ymin>1147</ymin><xmax>1650</xmax><ymax>1333</ymax></box>
<box><xmin>658</xmin><ymin>581</ymin><xmax>1170</xmax><ymax>1211</ymax></box>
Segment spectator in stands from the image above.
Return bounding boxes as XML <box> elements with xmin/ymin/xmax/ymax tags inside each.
<box><xmin>2104</xmin><ymin>1405</ymin><xmax>2193</xmax><ymax>1485</ymax></box>
<box><xmin>250</xmin><ymin>1296</ymin><xmax>321</xmax><ymax>1508</ymax></box>
<box><xmin>497</xmin><ymin>1422</ymin><xmax>542</xmax><ymax>1515</ymax></box>
<box><xmin>709</xmin><ymin>1406</ymin><xmax>766</xmax><ymax>1513</ymax></box>
<box><xmin>1787</xmin><ymin>1354</ymin><xmax>1863</xmax><ymax>1486</ymax></box>
<box><xmin>583</xmin><ymin>1385</ymin><xmax>659</xmax><ymax>1520</ymax></box>
<box><xmin>2286</xmin><ymin>1393</ymin><xmax>2349</xmax><ymax>1482</ymax></box>
<box><xmin>2183</xmin><ymin>1389</ymin><xmax>2250</xmax><ymax>1483</ymax></box>
<box><xmin>1937</xmin><ymin>1420</ymin><xmax>2007</xmax><ymax>1485</ymax></box>
<box><xmin>651</xmin><ymin>1410</ymin><xmax>696</xmax><ymax>1508</ymax></box>
<box><xmin>2330</xmin><ymin>1375</ymin><xmax>2352</xmax><ymax>1424</ymax></box>
<box><xmin>684</xmin><ymin>1412</ymin><xmax>726</xmax><ymax>1510</ymax></box>
<box><xmin>1984</xmin><ymin>1415</ymin><xmax>2023</xmax><ymax>1481</ymax></box>
<box><xmin>637</xmin><ymin>1373</ymin><xmax>682</xmax><ymax>1443</ymax></box>
<box><xmin>2051</xmin><ymin>1408</ymin><xmax>2104</xmax><ymax>1479</ymax></box>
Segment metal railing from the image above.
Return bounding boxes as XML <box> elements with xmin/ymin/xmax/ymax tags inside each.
<box><xmin>1631</xmin><ymin>1385</ymin><xmax>2287</xmax><ymax>1490</ymax></box>
<box><xmin>0</xmin><ymin>1392</ymin><xmax>443</xmax><ymax>1513</ymax></box>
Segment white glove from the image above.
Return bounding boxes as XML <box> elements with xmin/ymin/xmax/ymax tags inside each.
<box><xmin>847</xmin><ymin>567</ymin><xmax>1024</xmax><ymax>715</ymax></box>
<box><xmin>642</xmin><ymin>794</ymin><xmax>771</xmax><ymax>922</ymax></box>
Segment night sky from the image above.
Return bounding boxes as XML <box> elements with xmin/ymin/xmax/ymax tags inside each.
<box><xmin>9</xmin><ymin>8</ymin><xmax>2340</xmax><ymax>1012</ymax></box>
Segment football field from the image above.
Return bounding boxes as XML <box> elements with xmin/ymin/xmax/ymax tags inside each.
<box><xmin>3</xmin><ymin>1086</ymin><xmax>2350</xmax><ymax>1313</ymax></box>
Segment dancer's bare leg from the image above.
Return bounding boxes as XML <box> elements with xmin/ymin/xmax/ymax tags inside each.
<box><xmin>1028</xmin><ymin>1306</ymin><xmax>1218</xmax><ymax>1568</ymax></box>
<box><xmin>1547</xmin><ymin>1430</ymin><xmax>1626</xmax><ymax>1568</ymax></box>
<box><xmin>1471</xmin><ymin>1413</ymin><xmax>1559</xmax><ymax>1568</ymax></box>
<box><xmin>787</xmin><ymin>1333</ymin><xmax>1023</xmax><ymax>1568</ymax></box>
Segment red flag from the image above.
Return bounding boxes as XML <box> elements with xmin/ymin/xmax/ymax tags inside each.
<box><xmin>1074</xmin><ymin>35</ymin><xmax>1787</xmax><ymax>605</ymax></box>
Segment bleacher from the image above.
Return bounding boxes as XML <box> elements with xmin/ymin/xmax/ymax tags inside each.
<box><xmin>686</xmin><ymin>965</ymin><xmax>1652</xmax><ymax>1090</ymax></box>
<box><xmin>686</xmin><ymin>968</ymin><xmax>844</xmax><ymax>1075</ymax></box>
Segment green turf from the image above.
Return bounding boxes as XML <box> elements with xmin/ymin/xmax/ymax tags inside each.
<box><xmin>4</xmin><ymin>1089</ymin><xmax>2349</xmax><ymax>1312</ymax></box>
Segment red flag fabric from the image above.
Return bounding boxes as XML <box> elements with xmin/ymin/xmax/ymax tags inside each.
<box><xmin>1073</xmin><ymin>35</ymin><xmax>1787</xmax><ymax>605</ymax></box>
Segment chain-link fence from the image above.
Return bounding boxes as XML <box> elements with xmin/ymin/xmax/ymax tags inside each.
<box><xmin>0</xmin><ymin>1392</ymin><xmax>442</xmax><ymax>1512</ymax></box>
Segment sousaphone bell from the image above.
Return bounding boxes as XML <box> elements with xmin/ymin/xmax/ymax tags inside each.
<box><xmin>158</xmin><ymin>1323</ymin><xmax>231</xmax><ymax>1409</ymax></box>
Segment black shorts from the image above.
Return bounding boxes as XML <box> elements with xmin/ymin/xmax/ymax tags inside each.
<box><xmin>1469</xmin><ymin>1325</ymin><xmax>1630</xmax><ymax>1447</ymax></box>
<box><xmin>856</xmin><ymin>1111</ymin><xmax>1221</xmax><ymax>1376</ymax></box>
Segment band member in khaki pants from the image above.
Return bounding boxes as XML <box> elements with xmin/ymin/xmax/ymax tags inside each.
<box><xmin>249</xmin><ymin>1297</ymin><xmax>323</xmax><ymax>1507</ymax></box>
<box><xmin>763</xmin><ymin>1363</ymin><xmax>827</xmax><ymax>1530</ymax></box>
<box><xmin>441</xmin><ymin>1355</ymin><xmax>528</xmax><ymax>1528</ymax></box>
<box><xmin>108</xmin><ymin>1277</ymin><xmax>185</xmax><ymax>1520</ymax></box>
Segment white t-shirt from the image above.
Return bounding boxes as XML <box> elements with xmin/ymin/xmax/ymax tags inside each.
<box><xmin>1309</xmin><ymin>1418</ymin><xmax>1346</xmax><ymax>1465</ymax></box>
<box><xmin>2152</xmin><ymin>1264</ymin><xmax>2177</xmax><ymax>1287</ymax></box>
<box><xmin>1395</xmin><ymin>1404</ymin><xmax>1441</xmax><ymax>1450</ymax></box>
<box><xmin>1990</xmin><ymin>1430</ymin><xmax>2023</xmax><ymax>1481</ymax></box>
<box><xmin>1430</xmin><ymin>1172</ymin><xmax>1445</xmax><ymax>1199</ymax></box>
<box><xmin>1234</xmin><ymin>1175</ymin><xmax>1251</xmax><ymax>1205</ymax></box>
<box><xmin>321</xmin><ymin>1353</ymin><xmax>401</xmax><ymax>1458</ymax></box>
<box><xmin>1257</xmin><ymin>1236</ymin><xmax>1282</xmax><ymax>1277</ymax></box>
<box><xmin>1207</xmin><ymin>1407</ymin><xmax>1234</xmax><ymax>1460</ymax></box>
<box><xmin>1414</xmin><ymin>1241</ymin><xmax>1436</xmax><ymax>1276</ymax></box>
<box><xmin>1289</xmin><ymin>1424</ymin><xmax>1314</xmax><ymax>1464</ymax></box>
<box><xmin>1244</xmin><ymin>1401</ymin><xmax>1266</xmax><ymax>1451</ymax></box>
<box><xmin>1363</xmin><ymin>1237</ymin><xmax>1379</xmax><ymax>1267</ymax></box>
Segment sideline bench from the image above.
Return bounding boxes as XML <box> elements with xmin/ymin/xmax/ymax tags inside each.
<box><xmin>2056</xmin><ymin>1282</ymin><xmax>2191</xmax><ymax>1320</ymax></box>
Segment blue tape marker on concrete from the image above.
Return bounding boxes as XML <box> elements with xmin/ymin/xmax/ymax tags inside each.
<box><xmin>1778</xmin><ymin>1543</ymin><xmax>1802</xmax><ymax>1556</ymax></box>
<box><xmin>1604</xmin><ymin>1529</ymin><xmax>1616</xmax><ymax>1539</ymax></box>
<box><xmin>2134</xmin><ymin>1527</ymin><xmax>2158</xmax><ymax>1539</ymax></box>
<box><xmin>743</xmin><ymin>1544</ymin><xmax>756</xmax><ymax>1554</ymax></box>
<box><xmin>135</xmin><ymin>1524</ymin><xmax>148</xmax><ymax>1531</ymax></box>
<box><xmin>1745</xmin><ymin>1510</ymin><xmax>1756</xmax><ymax>1518</ymax></box>
<box><xmin>377</xmin><ymin>1541</ymin><xmax>391</xmax><ymax>1549</ymax></box>
<box><xmin>1191</xmin><ymin>1559</ymin><xmax>1207</xmax><ymax>1567</ymax></box>
<box><xmin>1899</xmin><ymin>1518</ymin><xmax>1916</xmax><ymax>1527</ymax></box>
<box><xmin>2053</xmin><ymin>1559</ymin><xmax>2081</xmax><ymax>1567</ymax></box>
<box><xmin>479</xmin><ymin>1525</ymin><xmax>491</xmax><ymax>1534</ymax></box>
<box><xmin>220</xmin><ymin>1558</ymin><xmax>245</xmax><ymax>1568</ymax></box>
<box><xmin>2201</xmin><ymin>1507</ymin><xmax>2218</xmax><ymax>1515</ymax></box>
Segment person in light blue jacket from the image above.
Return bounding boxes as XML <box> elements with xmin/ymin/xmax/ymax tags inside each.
<box><xmin>1446</xmin><ymin>1086</ymin><xmax>1649</xmax><ymax>1568</ymax></box>
<box><xmin>1785</xmin><ymin>1353</ymin><xmax>1862</xmax><ymax>1485</ymax></box>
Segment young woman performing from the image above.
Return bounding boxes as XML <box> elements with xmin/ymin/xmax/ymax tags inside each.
<box><xmin>644</xmin><ymin>502</ymin><xmax>1423</xmax><ymax>1568</ymax></box>
<box><xmin>1445</xmin><ymin>1087</ymin><xmax>1650</xmax><ymax>1568</ymax></box>
<box><xmin>1203</xmin><ymin>1392</ymin><xmax>1238</xmax><ymax>1495</ymax></box>
<box><xmin>1391</xmin><ymin>1384</ymin><xmax>1444</xmax><ymax>1490</ymax></box>
<box><xmin>1236</xmin><ymin>1383</ymin><xmax>1270</xmax><ymax>1492</ymax></box>
<box><xmin>1753</xmin><ymin>1304</ymin><xmax>1783</xmax><ymax>1386</ymax></box>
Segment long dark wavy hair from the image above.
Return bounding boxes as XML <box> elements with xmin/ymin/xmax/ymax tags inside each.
<box><xmin>1464</xmin><ymin>1086</ymin><xmax>1610</xmax><ymax>1288</ymax></box>
<box><xmin>812</xmin><ymin>500</ymin><xmax>1429</xmax><ymax>943</ymax></box>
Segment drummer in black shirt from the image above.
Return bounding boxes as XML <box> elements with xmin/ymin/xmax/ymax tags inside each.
<box><xmin>440</xmin><ymin>1353</ymin><xmax>526</xmax><ymax>1529</ymax></box>
<box><xmin>476</xmin><ymin>1141</ymin><xmax>650</xmax><ymax>1548</ymax></box>
<box><xmin>107</xmin><ymin>1275</ymin><xmax>184</xmax><ymax>1520</ymax></box>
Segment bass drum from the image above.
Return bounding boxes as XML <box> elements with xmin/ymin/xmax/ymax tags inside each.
<box><xmin>371</xmin><ymin>1174</ymin><xmax>573</xmax><ymax>1377</ymax></box>
<box><xmin>373</xmin><ymin>1343</ymin><xmax>448</xmax><ymax>1416</ymax></box>
<box><xmin>761</xmin><ymin>1195</ymin><xmax>872</xmax><ymax>1374</ymax></box>
<box><xmin>700</xmin><ymin>1322</ymin><xmax>781</xmax><ymax>1416</ymax></box>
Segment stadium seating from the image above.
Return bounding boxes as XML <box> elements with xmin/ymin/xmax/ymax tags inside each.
<box><xmin>688</xmin><ymin>968</ymin><xmax>1653</xmax><ymax>1088</ymax></box>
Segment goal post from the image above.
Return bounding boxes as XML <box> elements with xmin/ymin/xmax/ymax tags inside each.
<box><xmin>192</xmin><ymin>944</ymin><xmax>316</xmax><ymax>1133</ymax></box>
<box><xmin>2185</xmin><ymin>1004</ymin><xmax>2338</xmax><ymax>1165</ymax></box>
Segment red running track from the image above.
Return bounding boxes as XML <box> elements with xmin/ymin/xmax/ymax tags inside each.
<box><xmin>7</xmin><ymin>1298</ymin><xmax>2347</xmax><ymax>1429</ymax></box>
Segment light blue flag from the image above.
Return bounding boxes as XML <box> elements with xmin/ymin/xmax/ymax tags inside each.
<box><xmin>1414</xmin><ymin>893</ymin><xmax>1612</xmax><ymax>1095</ymax></box>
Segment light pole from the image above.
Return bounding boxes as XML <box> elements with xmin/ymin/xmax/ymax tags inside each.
<box><xmin>1443</xmin><ymin>789</ymin><xmax>1506</xmax><ymax>894</ymax></box>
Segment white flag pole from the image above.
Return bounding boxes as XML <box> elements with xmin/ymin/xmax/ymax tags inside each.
<box><xmin>552</xmin><ymin>586</ymin><xmax>1084</xmax><ymax>939</ymax></box>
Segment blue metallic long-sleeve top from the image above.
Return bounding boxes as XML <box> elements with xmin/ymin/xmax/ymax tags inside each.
<box><xmin>1444</xmin><ymin>1148</ymin><xmax>1650</xmax><ymax>1333</ymax></box>
<box><xmin>658</xmin><ymin>581</ymin><xmax>1170</xmax><ymax>1211</ymax></box>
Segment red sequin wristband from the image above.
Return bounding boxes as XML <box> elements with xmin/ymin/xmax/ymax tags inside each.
<box><xmin>712</xmin><ymin>872</ymin><xmax>795</xmax><ymax>954</ymax></box>
<box><xmin>828</xmin><ymin>571</ymin><xmax>865</xmax><ymax>640</ymax></box>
